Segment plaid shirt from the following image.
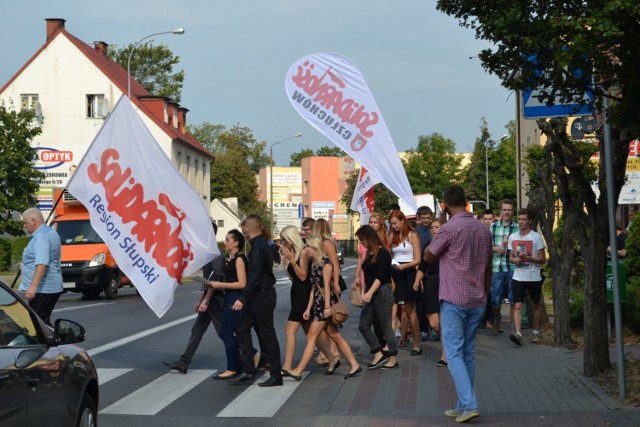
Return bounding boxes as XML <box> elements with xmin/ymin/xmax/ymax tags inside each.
<box><xmin>428</xmin><ymin>212</ymin><xmax>492</xmax><ymax>307</ymax></box>
<box><xmin>489</xmin><ymin>220</ymin><xmax>518</xmax><ymax>273</ymax></box>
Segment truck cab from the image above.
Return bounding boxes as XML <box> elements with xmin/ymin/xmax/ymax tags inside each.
<box><xmin>51</xmin><ymin>190</ymin><xmax>132</xmax><ymax>299</ymax></box>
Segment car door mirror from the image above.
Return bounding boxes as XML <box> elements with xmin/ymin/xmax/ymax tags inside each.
<box><xmin>54</xmin><ymin>319</ymin><xmax>86</xmax><ymax>344</ymax></box>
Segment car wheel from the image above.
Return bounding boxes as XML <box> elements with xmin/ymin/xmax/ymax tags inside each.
<box><xmin>76</xmin><ymin>393</ymin><xmax>97</xmax><ymax>427</ymax></box>
<box><xmin>104</xmin><ymin>273</ymin><xmax>118</xmax><ymax>300</ymax></box>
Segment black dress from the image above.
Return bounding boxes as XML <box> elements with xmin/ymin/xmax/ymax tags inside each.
<box><xmin>287</xmin><ymin>258</ymin><xmax>312</xmax><ymax>322</ymax></box>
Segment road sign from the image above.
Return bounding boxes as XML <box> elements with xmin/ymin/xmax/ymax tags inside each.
<box><xmin>522</xmin><ymin>86</ymin><xmax>594</xmax><ymax>119</ymax></box>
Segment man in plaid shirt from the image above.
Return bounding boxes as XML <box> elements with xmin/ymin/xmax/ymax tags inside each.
<box><xmin>489</xmin><ymin>199</ymin><xmax>518</xmax><ymax>335</ymax></box>
<box><xmin>425</xmin><ymin>185</ymin><xmax>492</xmax><ymax>423</ymax></box>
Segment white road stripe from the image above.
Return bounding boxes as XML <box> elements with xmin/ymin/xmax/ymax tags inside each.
<box><xmin>217</xmin><ymin>372</ymin><xmax>309</xmax><ymax>417</ymax></box>
<box><xmin>53</xmin><ymin>302</ymin><xmax>116</xmax><ymax>313</ymax></box>
<box><xmin>97</xmin><ymin>368</ymin><xmax>132</xmax><ymax>385</ymax></box>
<box><xmin>87</xmin><ymin>314</ymin><xmax>196</xmax><ymax>357</ymax></box>
<box><xmin>100</xmin><ymin>369</ymin><xmax>216</xmax><ymax>415</ymax></box>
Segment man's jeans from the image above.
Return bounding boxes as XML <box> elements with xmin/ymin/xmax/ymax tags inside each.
<box><xmin>490</xmin><ymin>271</ymin><xmax>513</xmax><ymax>308</ymax></box>
<box><xmin>440</xmin><ymin>301</ymin><xmax>484</xmax><ymax>411</ymax></box>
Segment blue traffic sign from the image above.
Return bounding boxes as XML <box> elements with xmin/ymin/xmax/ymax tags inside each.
<box><xmin>298</xmin><ymin>203</ymin><xmax>304</xmax><ymax>218</ymax></box>
<box><xmin>522</xmin><ymin>87</ymin><xmax>594</xmax><ymax>119</ymax></box>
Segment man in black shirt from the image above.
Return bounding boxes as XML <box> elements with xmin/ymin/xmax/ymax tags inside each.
<box><xmin>230</xmin><ymin>215</ymin><xmax>283</xmax><ymax>387</ymax></box>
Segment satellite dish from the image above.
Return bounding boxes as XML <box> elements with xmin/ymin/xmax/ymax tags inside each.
<box><xmin>100</xmin><ymin>98</ymin><xmax>110</xmax><ymax>118</ymax></box>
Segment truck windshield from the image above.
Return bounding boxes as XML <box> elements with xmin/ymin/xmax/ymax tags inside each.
<box><xmin>55</xmin><ymin>220</ymin><xmax>104</xmax><ymax>245</ymax></box>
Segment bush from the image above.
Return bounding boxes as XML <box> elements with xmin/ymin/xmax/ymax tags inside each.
<box><xmin>625</xmin><ymin>214</ymin><xmax>640</xmax><ymax>278</ymax></box>
<box><xmin>623</xmin><ymin>277</ymin><xmax>640</xmax><ymax>334</ymax></box>
<box><xmin>11</xmin><ymin>236</ymin><xmax>29</xmax><ymax>268</ymax></box>
<box><xmin>0</xmin><ymin>238</ymin><xmax>11</xmax><ymax>271</ymax></box>
<box><xmin>569</xmin><ymin>287</ymin><xmax>584</xmax><ymax>329</ymax></box>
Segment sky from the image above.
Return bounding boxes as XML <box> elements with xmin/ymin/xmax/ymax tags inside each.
<box><xmin>0</xmin><ymin>1</ymin><xmax>515</xmax><ymax>166</ymax></box>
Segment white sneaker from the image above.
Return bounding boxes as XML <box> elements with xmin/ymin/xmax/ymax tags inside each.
<box><xmin>394</xmin><ymin>329</ymin><xmax>401</xmax><ymax>338</ymax></box>
<box><xmin>444</xmin><ymin>409</ymin><xmax>462</xmax><ymax>418</ymax></box>
<box><xmin>456</xmin><ymin>409</ymin><xmax>480</xmax><ymax>423</ymax></box>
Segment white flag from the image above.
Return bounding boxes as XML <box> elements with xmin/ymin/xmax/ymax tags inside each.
<box><xmin>350</xmin><ymin>167</ymin><xmax>379</xmax><ymax>226</ymax></box>
<box><xmin>67</xmin><ymin>96</ymin><xmax>218</xmax><ymax>317</ymax></box>
<box><xmin>285</xmin><ymin>52</ymin><xmax>417</xmax><ymax>213</ymax></box>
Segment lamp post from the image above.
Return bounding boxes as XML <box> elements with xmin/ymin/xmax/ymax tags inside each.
<box><xmin>127</xmin><ymin>27</ymin><xmax>185</xmax><ymax>99</ymax></box>
<box><xmin>484</xmin><ymin>140</ymin><xmax>490</xmax><ymax>210</ymax></box>
<box><xmin>269</xmin><ymin>132</ymin><xmax>303</xmax><ymax>236</ymax></box>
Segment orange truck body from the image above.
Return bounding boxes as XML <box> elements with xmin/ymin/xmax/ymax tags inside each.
<box><xmin>51</xmin><ymin>189</ymin><xmax>131</xmax><ymax>299</ymax></box>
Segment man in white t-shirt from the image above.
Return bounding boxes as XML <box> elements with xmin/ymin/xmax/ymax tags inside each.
<box><xmin>508</xmin><ymin>208</ymin><xmax>546</xmax><ymax>345</ymax></box>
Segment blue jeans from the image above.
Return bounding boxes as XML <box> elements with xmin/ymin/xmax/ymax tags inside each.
<box><xmin>441</xmin><ymin>301</ymin><xmax>484</xmax><ymax>411</ymax></box>
<box><xmin>221</xmin><ymin>291</ymin><xmax>243</xmax><ymax>371</ymax></box>
<box><xmin>490</xmin><ymin>271</ymin><xmax>513</xmax><ymax>308</ymax></box>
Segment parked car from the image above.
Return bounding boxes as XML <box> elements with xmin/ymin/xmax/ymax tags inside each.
<box><xmin>0</xmin><ymin>280</ymin><xmax>99</xmax><ymax>427</ymax></box>
<box><xmin>337</xmin><ymin>242</ymin><xmax>344</xmax><ymax>265</ymax></box>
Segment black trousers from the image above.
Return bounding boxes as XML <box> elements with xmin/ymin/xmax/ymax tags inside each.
<box><xmin>29</xmin><ymin>292</ymin><xmax>62</xmax><ymax>326</ymax></box>
<box><xmin>179</xmin><ymin>292</ymin><xmax>225</xmax><ymax>365</ymax></box>
<box><xmin>236</xmin><ymin>287</ymin><xmax>282</xmax><ymax>377</ymax></box>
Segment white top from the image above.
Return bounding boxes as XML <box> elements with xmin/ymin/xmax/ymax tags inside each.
<box><xmin>508</xmin><ymin>230</ymin><xmax>545</xmax><ymax>282</ymax></box>
<box><xmin>392</xmin><ymin>235</ymin><xmax>414</xmax><ymax>263</ymax></box>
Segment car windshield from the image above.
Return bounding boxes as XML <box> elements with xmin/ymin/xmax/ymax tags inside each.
<box><xmin>54</xmin><ymin>220</ymin><xmax>104</xmax><ymax>245</ymax></box>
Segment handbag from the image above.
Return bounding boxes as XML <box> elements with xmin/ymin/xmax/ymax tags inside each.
<box><xmin>338</xmin><ymin>274</ymin><xmax>347</xmax><ymax>291</ymax></box>
<box><xmin>330</xmin><ymin>298</ymin><xmax>350</xmax><ymax>325</ymax></box>
<box><xmin>350</xmin><ymin>287</ymin><xmax>364</xmax><ymax>307</ymax></box>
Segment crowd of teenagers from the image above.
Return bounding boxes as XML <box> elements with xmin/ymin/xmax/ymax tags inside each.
<box><xmin>164</xmin><ymin>185</ymin><xmax>532</xmax><ymax>423</ymax></box>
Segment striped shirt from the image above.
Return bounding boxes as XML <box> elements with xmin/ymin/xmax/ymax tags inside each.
<box><xmin>489</xmin><ymin>220</ymin><xmax>518</xmax><ymax>273</ymax></box>
<box><xmin>428</xmin><ymin>212</ymin><xmax>492</xmax><ymax>307</ymax></box>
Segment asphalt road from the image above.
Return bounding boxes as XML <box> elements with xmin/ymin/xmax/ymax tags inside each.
<box><xmin>51</xmin><ymin>258</ymin><xmax>361</xmax><ymax>427</ymax></box>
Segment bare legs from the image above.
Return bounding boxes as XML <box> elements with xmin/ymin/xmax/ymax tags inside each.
<box><xmin>402</xmin><ymin>301</ymin><xmax>421</xmax><ymax>352</ymax></box>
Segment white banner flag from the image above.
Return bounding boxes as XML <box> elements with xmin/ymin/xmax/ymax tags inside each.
<box><xmin>285</xmin><ymin>52</ymin><xmax>417</xmax><ymax>213</ymax></box>
<box><xmin>350</xmin><ymin>167</ymin><xmax>379</xmax><ymax>226</ymax></box>
<box><xmin>67</xmin><ymin>96</ymin><xmax>218</xmax><ymax>317</ymax></box>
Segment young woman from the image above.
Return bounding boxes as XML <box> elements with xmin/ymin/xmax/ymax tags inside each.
<box><xmin>413</xmin><ymin>219</ymin><xmax>447</xmax><ymax>366</ymax></box>
<box><xmin>207</xmin><ymin>230</ymin><xmax>247</xmax><ymax>379</ymax></box>
<box><xmin>285</xmin><ymin>236</ymin><xmax>361</xmax><ymax>380</ymax></box>
<box><xmin>389</xmin><ymin>210</ymin><xmax>422</xmax><ymax>355</ymax></box>
<box><xmin>312</xmin><ymin>218</ymin><xmax>342</xmax><ymax>363</ymax></box>
<box><xmin>355</xmin><ymin>225</ymin><xmax>398</xmax><ymax>370</ymax></box>
<box><xmin>279</xmin><ymin>226</ymin><xmax>333</xmax><ymax>374</ymax></box>
<box><xmin>353</xmin><ymin>214</ymin><xmax>389</xmax><ymax>290</ymax></box>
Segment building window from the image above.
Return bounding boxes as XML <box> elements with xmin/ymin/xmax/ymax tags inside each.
<box><xmin>186</xmin><ymin>155</ymin><xmax>191</xmax><ymax>183</ymax></box>
<box><xmin>21</xmin><ymin>94</ymin><xmax>39</xmax><ymax>110</ymax></box>
<box><xmin>86</xmin><ymin>94</ymin><xmax>107</xmax><ymax>118</ymax></box>
<box><xmin>217</xmin><ymin>220</ymin><xmax>224</xmax><ymax>227</ymax></box>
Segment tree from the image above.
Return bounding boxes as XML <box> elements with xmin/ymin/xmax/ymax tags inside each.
<box><xmin>403</xmin><ymin>133</ymin><xmax>461</xmax><ymax>198</ymax></box>
<box><xmin>188</xmin><ymin>123</ymin><xmax>269</xmax><ymax>220</ymax></box>
<box><xmin>461</xmin><ymin>119</ymin><xmax>495</xmax><ymax>210</ymax></box>
<box><xmin>341</xmin><ymin>168</ymin><xmax>398</xmax><ymax>217</ymax></box>
<box><xmin>436</xmin><ymin>0</ymin><xmax>640</xmax><ymax>376</ymax></box>
<box><xmin>289</xmin><ymin>148</ymin><xmax>314</xmax><ymax>167</ymax></box>
<box><xmin>0</xmin><ymin>101</ymin><xmax>43</xmax><ymax>235</ymax></box>
<box><xmin>108</xmin><ymin>42</ymin><xmax>185</xmax><ymax>102</ymax></box>
<box><xmin>289</xmin><ymin>146</ymin><xmax>346</xmax><ymax>167</ymax></box>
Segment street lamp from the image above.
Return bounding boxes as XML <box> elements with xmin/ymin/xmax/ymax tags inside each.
<box><xmin>269</xmin><ymin>132</ymin><xmax>303</xmax><ymax>236</ymax></box>
<box><xmin>127</xmin><ymin>27</ymin><xmax>185</xmax><ymax>99</ymax></box>
<box><xmin>484</xmin><ymin>140</ymin><xmax>490</xmax><ymax>210</ymax></box>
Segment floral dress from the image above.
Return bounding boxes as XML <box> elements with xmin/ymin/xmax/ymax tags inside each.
<box><xmin>310</xmin><ymin>256</ymin><xmax>338</xmax><ymax>321</ymax></box>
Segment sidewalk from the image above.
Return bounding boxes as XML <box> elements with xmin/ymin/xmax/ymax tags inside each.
<box><xmin>285</xmin><ymin>307</ymin><xmax>640</xmax><ymax>427</ymax></box>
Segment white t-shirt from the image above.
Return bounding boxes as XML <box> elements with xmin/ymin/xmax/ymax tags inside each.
<box><xmin>508</xmin><ymin>230</ymin><xmax>545</xmax><ymax>282</ymax></box>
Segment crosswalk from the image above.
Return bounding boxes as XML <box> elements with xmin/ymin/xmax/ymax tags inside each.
<box><xmin>97</xmin><ymin>368</ymin><xmax>308</xmax><ymax>418</ymax></box>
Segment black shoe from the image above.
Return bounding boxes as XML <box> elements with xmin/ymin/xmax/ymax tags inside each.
<box><xmin>258</xmin><ymin>376</ymin><xmax>283</xmax><ymax>387</ymax></box>
<box><xmin>410</xmin><ymin>348</ymin><xmax>423</xmax><ymax>356</ymax></box>
<box><xmin>344</xmin><ymin>366</ymin><xmax>362</xmax><ymax>379</ymax></box>
<box><xmin>163</xmin><ymin>361</ymin><xmax>188</xmax><ymax>374</ymax></box>
<box><xmin>281</xmin><ymin>369</ymin><xmax>302</xmax><ymax>381</ymax></box>
<box><xmin>367</xmin><ymin>356</ymin><xmax>388</xmax><ymax>370</ymax></box>
<box><xmin>229</xmin><ymin>372</ymin><xmax>256</xmax><ymax>385</ymax></box>
<box><xmin>324</xmin><ymin>360</ymin><xmax>341</xmax><ymax>375</ymax></box>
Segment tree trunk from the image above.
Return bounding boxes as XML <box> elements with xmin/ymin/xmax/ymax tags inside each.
<box><xmin>581</xmin><ymin>212</ymin><xmax>611</xmax><ymax>377</ymax></box>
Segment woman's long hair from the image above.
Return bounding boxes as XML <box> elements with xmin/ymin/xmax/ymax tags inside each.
<box><xmin>355</xmin><ymin>225</ymin><xmax>383</xmax><ymax>264</ymax></box>
<box><xmin>389</xmin><ymin>210</ymin><xmax>413</xmax><ymax>248</ymax></box>
<box><xmin>312</xmin><ymin>218</ymin><xmax>334</xmax><ymax>243</ymax></box>
<box><xmin>369</xmin><ymin>213</ymin><xmax>389</xmax><ymax>247</ymax></box>
<box><xmin>305</xmin><ymin>235</ymin><xmax>326</xmax><ymax>263</ymax></box>
<box><xmin>280</xmin><ymin>225</ymin><xmax>304</xmax><ymax>262</ymax></box>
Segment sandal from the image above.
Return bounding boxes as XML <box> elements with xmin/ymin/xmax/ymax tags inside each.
<box><xmin>398</xmin><ymin>340</ymin><xmax>409</xmax><ymax>348</ymax></box>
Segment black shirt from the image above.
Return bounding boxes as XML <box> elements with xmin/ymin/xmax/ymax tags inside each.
<box><xmin>362</xmin><ymin>247</ymin><xmax>392</xmax><ymax>292</ymax></box>
<box><xmin>238</xmin><ymin>235</ymin><xmax>276</xmax><ymax>304</ymax></box>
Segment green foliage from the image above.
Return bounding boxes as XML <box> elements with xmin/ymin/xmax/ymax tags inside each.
<box><xmin>288</xmin><ymin>146</ymin><xmax>346</xmax><ymax>167</ymax></box>
<box><xmin>625</xmin><ymin>214</ymin><xmax>640</xmax><ymax>278</ymax></box>
<box><xmin>569</xmin><ymin>287</ymin><xmax>584</xmax><ymax>329</ymax></box>
<box><xmin>10</xmin><ymin>236</ymin><xmax>29</xmax><ymax>267</ymax></box>
<box><xmin>403</xmin><ymin>133</ymin><xmax>461</xmax><ymax>198</ymax></box>
<box><xmin>340</xmin><ymin>168</ymin><xmax>398</xmax><ymax>216</ymax></box>
<box><xmin>108</xmin><ymin>42</ymin><xmax>184</xmax><ymax>102</ymax></box>
<box><xmin>188</xmin><ymin>122</ymin><xmax>269</xmax><ymax>219</ymax></box>
<box><xmin>623</xmin><ymin>277</ymin><xmax>640</xmax><ymax>334</ymax></box>
<box><xmin>0</xmin><ymin>101</ymin><xmax>44</xmax><ymax>235</ymax></box>
<box><xmin>0</xmin><ymin>238</ymin><xmax>10</xmax><ymax>271</ymax></box>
